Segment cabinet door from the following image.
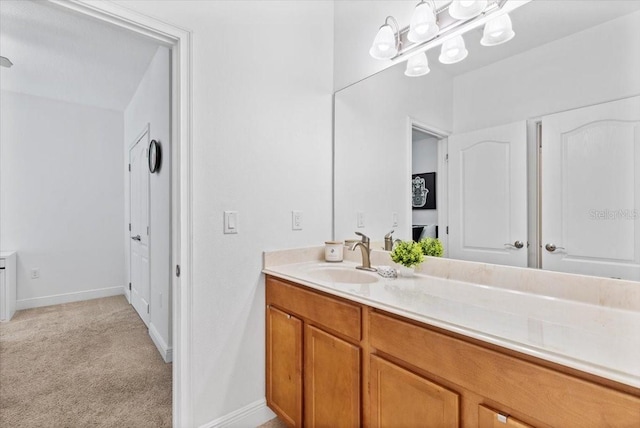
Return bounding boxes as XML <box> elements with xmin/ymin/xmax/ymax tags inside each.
<box><xmin>305</xmin><ymin>325</ymin><xmax>360</xmax><ymax>427</ymax></box>
<box><xmin>267</xmin><ymin>306</ymin><xmax>303</xmax><ymax>427</ymax></box>
<box><xmin>478</xmin><ymin>405</ymin><xmax>534</xmax><ymax>428</ymax></box>
<box><xmin>370</xmin><ymin>355</ymin><xmax>459</xmax><ymax>428</ymax></box>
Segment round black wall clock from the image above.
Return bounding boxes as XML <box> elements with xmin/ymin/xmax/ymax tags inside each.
<box><xmin>149</xmin><ymin>140</ymin><xmax>161</xmax><ymax>173</ymax></box>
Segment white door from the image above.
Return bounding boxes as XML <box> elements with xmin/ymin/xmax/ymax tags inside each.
<box><xmin>130</xmin><ymin>132</ymin><xmax>150</xmax><ymax>326</ymax></box>
<box><xmin>541</xmin><ymin>96</ymin><xmax>640</xmax><ymax>280</ymax></box>
<box><xmin>448</xmin><ymin>121</ymin><xmax>528</xmax><ymax>266</ymax></box>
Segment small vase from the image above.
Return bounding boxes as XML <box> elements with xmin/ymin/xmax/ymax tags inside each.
<box><xmin>399</xmin><ymin>266</ymin><xmax>415</xmax><ymax>278</ymax></box>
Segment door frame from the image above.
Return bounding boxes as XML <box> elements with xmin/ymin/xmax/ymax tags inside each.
<box><xmin>408</xmin><ymin>118</ymin><xmax>450</xmax><ymax>255</ymax></box>
<box><xmin>48</xmin><ymin>1</ymin><xmax>193</xmax><ymax>426</ymax></box>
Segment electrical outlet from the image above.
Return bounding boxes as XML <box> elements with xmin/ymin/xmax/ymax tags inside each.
<box><xmin>292</xmin><ymin>210</ymin><xmax>303</xmax><ymax>230</ymax></box>
<box><xmin>357</xmin><ymin>212</ymin><xmax>365</xmax><ymax>228</ymax></box>
<box><xmin>392</xmin><ymin>212</ymin><xmax>399</xmax><ymax>227</ymax></box>
<box><xmin>31</xmin><ymin>268</ymin><xmax>40</xmax><ymax>279</ymax></box>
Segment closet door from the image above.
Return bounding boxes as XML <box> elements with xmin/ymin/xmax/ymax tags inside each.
<box><xmin>541</xmin><ymin>96</ymin><xmax>640</xmax><ymax>280</ymax></box>
<box><xmin>448</xmin><ymin>121</ymin><xmax>528</xmax><ymax>267</ymax></box>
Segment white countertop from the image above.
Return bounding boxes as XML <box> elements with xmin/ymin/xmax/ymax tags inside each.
<box><xmin>264</xmin><ymin>259</ymin><xmax>640</xmax><ymax>389</ymax></box>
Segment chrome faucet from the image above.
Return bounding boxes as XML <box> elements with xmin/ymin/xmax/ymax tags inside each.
<box><xmin>384</xmin><ymin>230</ymin><xmax>401</xmax><ymax>251</ymax></box>
<box><xmin>348</xmin><ymin>232</ymin><xmax>377</xmax><ymax>272</ymax></box>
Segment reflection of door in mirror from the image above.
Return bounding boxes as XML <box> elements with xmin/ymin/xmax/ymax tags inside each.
<box><xmin>541</xmin><ymin>96</ymin><xmax>640</xmax><ymax>281</ymax></box>
<box><xmin>411</xmin><ymin>127</ymin><xmax>448</xmax><ymax>255</ymax></box>
<box><xmin>448</xmin><ymin>121</ymin><xmax>528</xmax><ymax>267</ymax></box>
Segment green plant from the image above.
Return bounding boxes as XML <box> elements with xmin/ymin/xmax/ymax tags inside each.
<box><xmin>419</xmin><ymin>238</ymin><xmax>444</xmax><ymax>257</ymax></box>
<box><xmin>390</xmin><ymin>240</ymin><xmax>424</xmax><ymax>268</ymax></box>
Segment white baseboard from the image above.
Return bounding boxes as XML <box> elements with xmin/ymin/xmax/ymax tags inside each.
<box><xmin>149</xmin><ymin>322</ymin><xmax>173</xmax><ymax>363</ymax></box>
<box><xmin>199</xmin><ymin>398</ymin><xmax>276</xmax><ymax>428</ymax></box>
<box><xmin>16</xmin><ymin>286</ymin><xmax>125</xmax><ymax>310</ymax></box>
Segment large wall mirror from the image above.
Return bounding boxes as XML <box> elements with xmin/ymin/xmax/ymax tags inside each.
<box><xmin>334</xmin><ymin>0</ymin><xmax>640</xmax><ymax>281</ymax></box>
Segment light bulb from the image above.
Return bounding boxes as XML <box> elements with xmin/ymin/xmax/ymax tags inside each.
<box><xmin>481</xmin><ymin>13</ymin><xmax>515</xmax><ymax>46</ymax></box>
<box><xmin>408</xmin><ymin>2</ymin><xmax>439</xmax><ymax>43</ymax></box>
<box><xmin>439</xmin><ymin>35</ymin><xmax>468</xmax><ymax>64</ymax></box>
<box><xmin>370</xmin><ymin>24</ymin><xmax>398</xmax><ymax>59</ymax></box>
<box><xmin>405</xmin><ymin>52</ymin><xmax>430</xmax><ymax>77</ymax></box>
<box><xmin>449</xmin><ymin>0</ymin><xmax>488</xmax><ymax>20</ymax></box>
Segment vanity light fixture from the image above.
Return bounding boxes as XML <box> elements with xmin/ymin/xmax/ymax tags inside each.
<box><xmin>369</xmin><ymin>16</ymin><xmax>400</xmax><ymax>60</ymax></box>
<box><xmin>408</xmin><ymin>1</ymin><xmax>439</xmax><ymax>43</ymax></box>
<box><xmin>405</xmin><ymin>52</ymin><xmax>431</xmax><ymax>76</ymax></box>
<box><xmin>369</xmin><ymin>0</ymin><xmax>523</xmax><ymax>78</ymax></box>
<box><xmin>449</xmin><ymin>0</ymin><xmax>489</xmax><ymax>20</ymax></box>
<box><xmin>439</xmin><ymin>35</ymin><xmax>468</xmax><ymax>64</ymax></box>
<box><xmin>481</xmin><ymin>13</ymin><xmax>515</xmax><ymax>46</ymax></box>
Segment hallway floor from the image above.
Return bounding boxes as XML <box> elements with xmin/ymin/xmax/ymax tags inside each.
<box><xmin>0</xmin><ymin>295</ymin><xmax>171</xmax><ymax>427</ymax></box>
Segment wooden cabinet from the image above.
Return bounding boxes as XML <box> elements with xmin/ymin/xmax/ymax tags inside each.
<box><xmin>266</xmin><ymin>276</ymin><xmax>363</xmax><ymax>427</ymax></box>
<box><xmin>369</xmin><ymin>311</ymin><xmax>640</xmax><ymax>427</ymax></box>
<box><xmin>266</xmin><ymin>305</ymin><xmax>303</xmax><ymax>427</ymax></box>
<box><xmin>370</xmin><ymin>355</ymin><xmax>459</xmax><ymax>428</ymax></box>
<box><xmin>304</xmin><ymin>325</ymin><xmax>360</xmax><ymax>427</ymax></box>
<box><xmin>266</xmin><ymin>275</ymin><xmax>640</xmax><ymax>427</ymax></box>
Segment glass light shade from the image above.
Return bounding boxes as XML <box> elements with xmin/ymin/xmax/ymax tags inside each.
<box><xmin>405</xmin><ymin>53</ymin><xmax>430</xmax><ymax>77</ymax></box>
<box><xmin>370</xmin><ymin>24</ymin><xmax>398</xmax><ymax>59</ymax></box>
<box><xmin>408</xmin><ymin>2</ymin><xmax>439</xmax><ymax>43</ymax></box>
<box><xmin>449</xmin><ymin>0</ymin><xmax>488</xmax><ymax>20</ymax></box>
<box><xmin>439</xmin><ymin>35</ymin><xmax>468</xmax><ymax>64</ymax></box>
<box><xmin>481</xmin><ymin>14</ymin><xmax>515</xmax><ymax>46</ymax></box>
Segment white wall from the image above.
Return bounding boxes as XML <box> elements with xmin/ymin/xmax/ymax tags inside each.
<box><xmin>453</xmin><ymin>10</ymin><xmax>640</xmax><ymax>133</ymax></box>
<box><xmin>124</xmin><ymin>47</ymin><xmax>172</xmax><ymax>360</ymax></box>
<box><xmin>411</xmin><ymin>131</ymin><xmax>438</xmax><ymax>228</ymax></box>
<box><xmin>111</xmin><ymin>1</ymin><xmax>334</xmax><ymax>426</ymax></box>
<box><xmin>335</xmin><ymin>63</ymin><xmax>453</xmax><ymax>244</ymax></box>
<box><xmin>0</xmin><ymin>91</ymin><xmax>125</xmax><ymax>307</ymax></box>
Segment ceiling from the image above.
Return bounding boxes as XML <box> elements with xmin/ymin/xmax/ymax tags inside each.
<box><xmin>0</xmin><ymin>0</ymin><xmax>161</xmax><ymax>111</ymax></box>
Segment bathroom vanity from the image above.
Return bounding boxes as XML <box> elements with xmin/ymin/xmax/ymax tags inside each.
<box><xmin>263</xmin><ymin>248</ymin><xmax>640</xmax><ymax>427</ymax></box>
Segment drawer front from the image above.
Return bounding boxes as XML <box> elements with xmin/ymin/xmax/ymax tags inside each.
<box><xmin>370</xmin><ymin>311</ymin><xmax>640</xmax><ymax>428</ymax></box>
<box><xmin>478</xmin><ymin>405</ymin><xmax>533</xmax><ymax>428</ymax></box>
<box><xmin>266</xmin><ymin>276</ymin><xmax>361</xmax><ymax>341</ymax></box>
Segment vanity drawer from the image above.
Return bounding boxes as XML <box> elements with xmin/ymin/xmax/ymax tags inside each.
<box><xmin>478</xmin><ymin>405</ymin><xmax>533</xmax><ymax>428</ymax></box>
<box><xmin>266</xmin><ymin>276</ymin><xmax>361</xmax><ymax>341</ymax></box>
<box><xmin>369</xmin><ymin>311</ymin><xmax>640</xmax><ymax>427</ymax></box>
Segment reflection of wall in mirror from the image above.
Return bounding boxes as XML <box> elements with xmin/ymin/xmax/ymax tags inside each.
<box><xmin>334</xmin><ymin>64</ymin><xmax>453</xmax><ymax>243</ymax></box>
<box><xmin>452</xmin><ymin>10</ymin><xmax>640</xmax><ymax>133</ymax></box>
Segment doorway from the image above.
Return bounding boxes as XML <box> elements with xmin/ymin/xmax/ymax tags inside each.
<box><xmin>410</xmin><ymin>122</ymin><xmax>449</xmax><ymax>255</ymax></box>
<box><xmin>30</xmin><ymin>1</ymin><xmax>192</xmax><ymax>425</ymax></box>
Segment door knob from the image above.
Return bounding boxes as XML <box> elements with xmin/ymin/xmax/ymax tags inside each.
<box><xmin>505</xmin><ymin>240</ymin><xmax>524</xmax><ymax>249</ymax></box>
<box><xmin>131</xmin><ymin>235</ymin><xmax>141</xmax><ymax>241</ymax></box>
<box><xmin>545</xmin><ymin>243</ymin><xmax>565</xmax><ymax>252</ymax></box>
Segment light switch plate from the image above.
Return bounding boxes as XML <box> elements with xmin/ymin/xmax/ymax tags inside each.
<box><xmin>292</xmin><ymin>210</ymin><xmax>303</xmax><ymax>230</ymax></box>
<box><xmin>224</xmin><ymin>211</ymin><xmax>238</xmax><ymax>234</ymax></box>
<box><xmin>357</xmin><ymin>211</ymin><xmax>365</xmax><ymax>228</ymax></box>
<box><xmin>392</xmin><ymin>212</ymin><xmax>399</xmax><ymax>227</ymax></box>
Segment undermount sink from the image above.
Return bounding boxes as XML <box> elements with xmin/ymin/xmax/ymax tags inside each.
<box><xmin>306</xmin><ymin>266</ymin><xmax>379</xmax><ymax>284</ymax></box>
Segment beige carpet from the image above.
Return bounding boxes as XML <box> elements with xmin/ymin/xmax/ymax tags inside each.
<box><xmin>0</xmin><ymin>295</ymin><xmax>171</xmax><ymax>427</ymax></box>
